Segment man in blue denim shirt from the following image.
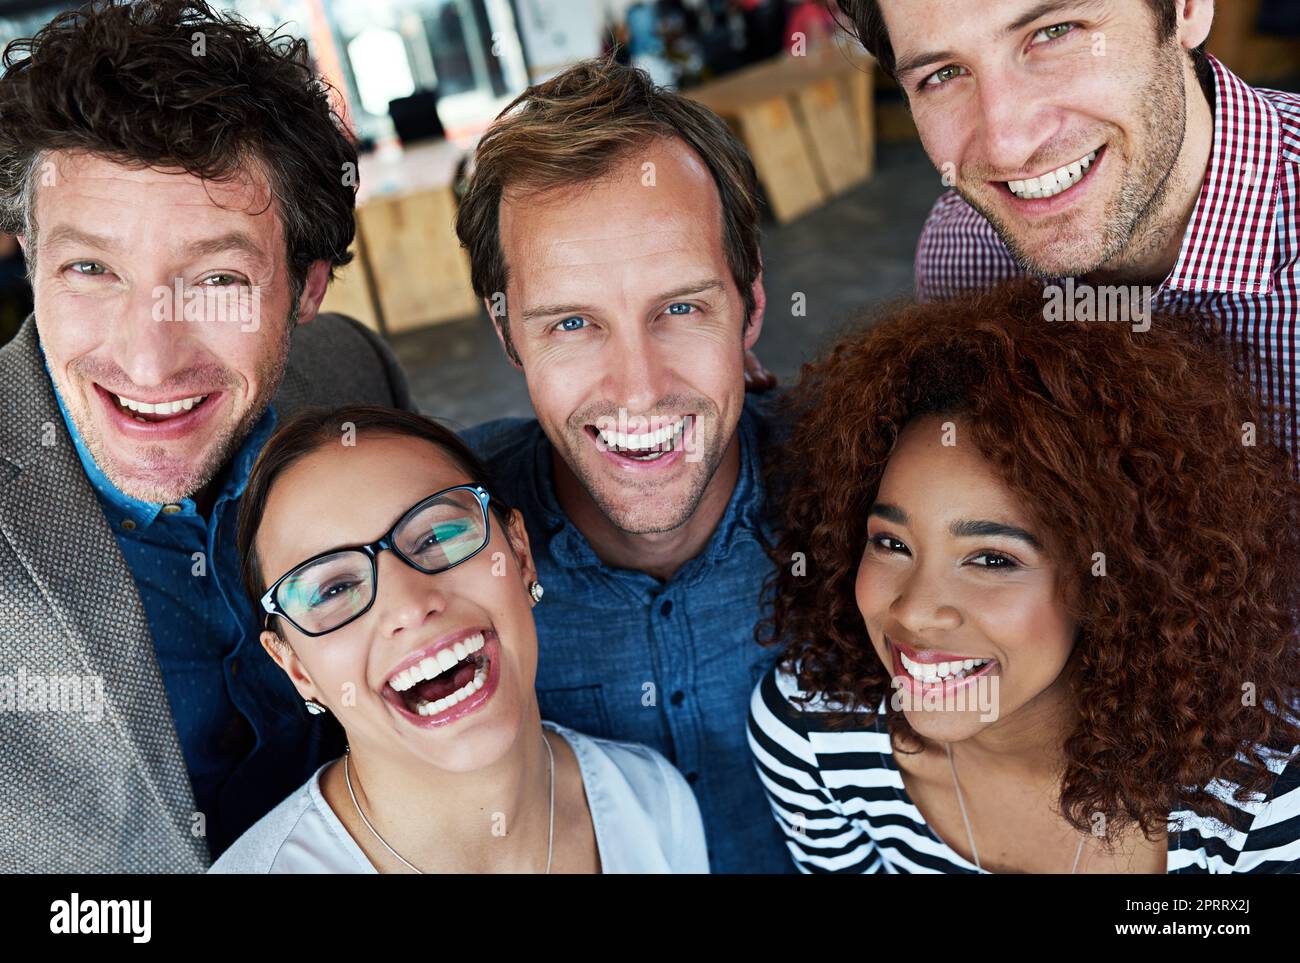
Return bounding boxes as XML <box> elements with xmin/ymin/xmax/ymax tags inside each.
<box><xmin>456</xmin><ymin>59</ymin><xmax>792</xmax><ymax>873</ymax></box>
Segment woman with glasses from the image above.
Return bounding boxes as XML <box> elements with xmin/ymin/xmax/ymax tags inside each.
<box><xmin>210</xmin><ymin>405</ymin><xmax>708</xmax><ymax>873</ymax></box>
<box><xmin>749</xmin><ymin>283</ymin><xmax>1300</xmax><ymax>874</ymax></box>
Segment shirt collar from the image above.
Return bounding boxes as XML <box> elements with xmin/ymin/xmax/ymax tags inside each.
<box><xmin>530</xmin><ymin>396</ymin><xmax>771</xmax><ymax>577</ymax></box>
<box><xmin>1165</xmin><ymin>55</ymin><xmax>1282</xmax><ymax>296</ymax></box>
<box><xmin>42</xmin><ymin>349</ymin><xmax>277</xmax><ymax>530</ymax></box>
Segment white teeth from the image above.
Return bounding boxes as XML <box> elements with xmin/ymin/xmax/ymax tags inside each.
<box><xmin>414</xmin><ymin>658</ymin><xmax>488</xmax><ymax>716</ymax></box>
<box><xmin>596</xmin><ymin>416</ymin><xmax>688</xmax><ymax>453</ymax></box>
<box><xmin>114</xmin><ymin>392</ymin><xmax>207</xmax><ymax>415</ymax></box>
<box><xmin>1007</xmin><ymin>150</ymin><xmax>1097</xmax><ymax>199</ymax></box>
<box><xmin>899</xmin><ymin>649</ymin><xmax>993</xmax><ymax>684</ymax></box>
<box><xmin>387</xmin><ymin>631</ymin><xmax>486</xmax><ymax>693</ymax></box>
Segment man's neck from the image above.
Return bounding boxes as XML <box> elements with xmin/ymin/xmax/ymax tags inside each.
<box><xmin>1087</xmin><ymin>60</ymin><xmax>1216</xmax><ymax>287</ymax></box>
<box><xmin>553</xmin><ymin>431</ymin><xmax>742</xmax><ymax>583</ymax></box>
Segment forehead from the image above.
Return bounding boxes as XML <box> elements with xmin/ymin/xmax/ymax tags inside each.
<box><xmin>258</xmin><ymin>434</ymin><xmax>473</xmax><ymax>568</ymax></box>
<box><xmin>33</xmin><ymin>149</ymin><xmax>282</xmax><ymax>244</ymax></box>
<box><xmin>879</xmin><ymin>417</ymin><xmax>1028</xmax><ymax>522</ymax></box>
<box><xmin>880</xmin><ymin>0</ymin><xmax>1118</xmax><ymax>51</ymax></box>
<box><xmin>497</xmin><ymin>137</ymin><xmax>727</xmax><ymax>281</ymax></box>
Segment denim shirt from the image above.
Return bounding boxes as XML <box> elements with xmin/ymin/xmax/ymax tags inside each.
<box><xmin>463</xmin><ymin>393</ymin><xmax>792</xmax><ymax>873</ymax></box>
<box><xmin>45</xmin><ymin>359</ymin><xmax>342</xmax><ymax>859</ymax></box>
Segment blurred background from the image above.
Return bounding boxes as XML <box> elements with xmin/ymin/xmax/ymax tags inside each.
<box><xmin>2</xmin><ymin>0</ymin><xmax>1298</xmax><ymax>428</ymax></box>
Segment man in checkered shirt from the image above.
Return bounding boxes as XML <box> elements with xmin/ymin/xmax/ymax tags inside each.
<box><xmin>834</xmin><ymin>0</ymin><xmax>1298</xmax><ymax>457</ymax></box>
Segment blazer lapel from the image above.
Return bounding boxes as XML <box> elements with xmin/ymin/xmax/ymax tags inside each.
<box><xmin>0</xmin><ymin>319</ymin><xmax>204</xmax><ymax>867</ymax></box>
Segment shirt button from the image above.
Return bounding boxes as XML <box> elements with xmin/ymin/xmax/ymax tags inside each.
<box><xmin>686</xmin><ymin>771</ymin><xmax>699</xmax><ymax>784</ymax></box>
<box><xmin>121</xmin><ymin>518</ymin><xmax>137</xmax><ymax>531</ymax></box>
<box><xmin>660</xmin><ymin>599</ymin><xmax>673</xmax><ymax>616</ymax></box>
<box><xmin>161</xmin><ymin>504</ymin><xmax>182</xmax><ymax>514</ymax></box>
<box><xmin>671</xmin><ymin>690</ymin><xmax>685</xmax><ymax>706</ymax></box>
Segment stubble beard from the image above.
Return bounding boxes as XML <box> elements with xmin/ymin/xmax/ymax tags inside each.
<box><xmin>559</xmin><ymin>402</ymin><xmax>727</xmax><ymax>536</ymax></box>
<box><xmin>68</xmin><ymin>310</ymin><xmax>295</xmax><ymax>504</ymax></box>
<box><xmin>960</xmin><ymin>42</ymin><xmax>1189</xmax><ymax>280</ymax></box>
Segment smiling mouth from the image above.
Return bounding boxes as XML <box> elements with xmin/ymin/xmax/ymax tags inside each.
<box><xmin>586</xmin><ymin>414</ymin><xmax>692</xmax><ymax>463</ymax></box>
<box><xmin>385</xmin><ymin>631</ymin><xmax>489</xmax><ymax>717</ymax></box>
<box><xmin>899</xmin><ymin>650</ymin><xmax>994</xmax><ymax>685</ymax></box>
<box><xmin>107</xmin><ymin>387</ymin><xmax>214</xmax><ymax>423</ymax></box>
<box><xmin>889</xmin><ymin>635</ymin><xmax>999</xmax><ymax>687</ymax></box>
<box><xmin>1005</xmin><ymin>147</ymin><xmax>1101</xmax><ymax>200</ymax></box>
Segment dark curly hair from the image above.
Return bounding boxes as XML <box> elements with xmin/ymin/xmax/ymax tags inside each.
<box><xmin>759</xmin><ymin>281</ymin><xmax>1300</xmax><ymax>842</ymax></box>
<box><xmin>0</xmin><ymin>0</ymin><xmax>357</xmax><ymax>296</ymax></box>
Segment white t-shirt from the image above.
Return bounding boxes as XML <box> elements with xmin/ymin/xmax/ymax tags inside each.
<box><xmin>210</xmin><ymin>721</ymin><xmax>709</xmax><ymax>873</ymax></box>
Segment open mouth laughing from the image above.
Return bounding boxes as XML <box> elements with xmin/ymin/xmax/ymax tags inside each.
<box><xmin>92</xmin><ymin>382</ymin><xmax>226</xmax><ymax>441</ymax></box>
<box><xmin>380</xmin><ymin>627</ymin><xmax>499</xmax><ymax>727</ymax></box>
<box><xmin>585</xmin><ymin>413</ymin><xmax>695</xmax><ymax>467</ymax></box>
<box><xmin>1003</xmin><ymin>146</ymin><xmax>1103</xmax><ymax>201</ymax></box>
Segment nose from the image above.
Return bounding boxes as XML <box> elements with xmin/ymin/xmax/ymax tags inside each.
<box><xmin>374</xmin><ymin>549</ymin><xmax>450</xmax><ymax>638</ymax></box>
<box><xmin>603</xmin><ymin>323</ymin><xmax>673</xmax><ymax>415</ymax></box>
<box><xmin>107</xmin><ymin>281</ymin><xmax>197</xmax><ymax>389</ymax></box>
<box><xmin>888</xmin><ymin>558</ymin><xmax>963</xmax><ymax>636</ymax></box>
<box><xmin>974</xmin><ymin>66</ymin><xmax>1056</xmax><ymax>176</ymax></box>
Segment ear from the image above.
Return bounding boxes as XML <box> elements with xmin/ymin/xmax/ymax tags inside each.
<box><xmin>293</xmin><ymin>259</ymin><xmax>333</xmax><ymax>326</ymax></box>
<box><xmin>743</xmin><ymin>267</ymin><xmax>766</xmax><ymax>351</ymax></box>
<box><xmin>504</xmin><ymin>509</ymin><xmax>539</xmax><ymax>601</ymax></box>
<box><xmin>484</xmin><ymin>296</ymin><xmax>523</xmax><ymax>370</ymax></box>
<box><xmin>260</xmin><ymin>630</ymin><xmax>323</xmax><ymax>706</ymax></box>
<box><xmin>1178</xmin><ymin>0</ymin><xmax>1215</xmax><ymax>51</ymax></box>
<box><xmin>15</xmin><ymin>234</ymin><xmax>26</xmax><ymax>254</ymax></box>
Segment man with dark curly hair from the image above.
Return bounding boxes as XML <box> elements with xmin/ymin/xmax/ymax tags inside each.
<box><xmin>0</xmin><ymin>1</ymin><xmax>411</xmax><ymax>871</ymax></box>
<box><xmin>749</xmin><ymin>283</ymin><xmax>1300</xmax><ymax>873</ymax></box>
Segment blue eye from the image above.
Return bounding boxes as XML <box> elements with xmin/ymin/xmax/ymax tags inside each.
<box><xmin>556</xmin><ymin>316</ymin><xmax>586</xmax><ymax>332</ymax></box>
<box><xmin>68</xmin><ymin>261</ymin><xmax>107</xmax><ymax>276</ymax></box>
<box><xmin>666</xmin><ymin>302</ymin><xmax>695</xmax><ymax>316</ymax></box>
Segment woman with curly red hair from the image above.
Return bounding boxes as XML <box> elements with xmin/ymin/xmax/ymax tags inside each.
<box><xmin>748</xmin><ymin>282</ymin><xmax>1300</xmax><ymax>873</ymax></box>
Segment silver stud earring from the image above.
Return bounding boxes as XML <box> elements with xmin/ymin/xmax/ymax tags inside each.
<box><xmin>529</xmin><ymin>580</ymin><xmax>544</xmax><ymax>603</ymax></box>
<box><xmin>304</xmin><ymin>699</ymin><xmax>327</xmax><ymax>715</ymax></box>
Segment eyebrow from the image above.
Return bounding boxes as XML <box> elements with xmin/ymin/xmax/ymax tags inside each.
<box><xmin>893</xmin><ymin>0</ymin><xmax>1106</xmax><ymax>80</ymax></box>
<box><xmin>869</xmin><ymin>503</ymin><xmax>1042</xmax><ymax>549</ymax></box>
<box><xmin>41</xmin><ymin>225</ymin><xmax>270</xmax><ymax>264</ymax></box>
<box><xmin>517</xmin><ymin>278</ymin><xmax>726</xmax><ymax>322</ymax></box>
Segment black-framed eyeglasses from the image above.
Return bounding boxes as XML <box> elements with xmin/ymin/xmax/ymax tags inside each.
<box><xmin>260</xmin><ymin>484</ymin><xmax>492</xmax><ymax>637</ymax></box>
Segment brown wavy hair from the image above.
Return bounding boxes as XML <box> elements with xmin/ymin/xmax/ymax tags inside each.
<box><xmin>455</xmin><ymin>56</ymin><xmax>761</xmax><ymax>365</ymax></box>
<box><xmin>759</xmin><ymin>281</ymin><xmax>1300</xmax><ymax>841</ymax></box>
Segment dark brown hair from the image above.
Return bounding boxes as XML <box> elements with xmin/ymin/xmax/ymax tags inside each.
<box><xmin>759</xmin><ymin>281</ymin><xmax>1300</xmax><ymax>842</ymax></box>
<box><xmin>455</xmin><ymin>56</ymin><xmax>761</xmax><ymax>365</ymax></box>
<box><xmin>0</xmin><ymin>0</ymin><xmax>358</xmax><ymax>297</ymax></box>
<box><xmin>833</xmin><ymin>0</ymin><xmax>1204</xmax><ymax>80</ymax></box>
<box><xmin>236</xmin><ymin>405</ymin><xmax>514</xmax><ymax>639</ymax></box>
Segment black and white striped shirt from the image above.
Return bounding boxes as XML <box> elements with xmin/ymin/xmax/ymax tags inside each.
<box><xmin>748</xmin><ymin>662</ymin><xmax>1300</xmax><ymax>873</ymax></box>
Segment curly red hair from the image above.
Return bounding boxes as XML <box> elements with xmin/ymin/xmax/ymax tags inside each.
<box><xmin>760</xmin><ymin>281</ymin><xmax>1300</xmax><ymax>840</ymax></box>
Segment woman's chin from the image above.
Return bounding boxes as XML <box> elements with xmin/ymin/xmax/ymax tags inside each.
<box><xmin>903</xmin><ymin>709</ymin><xmax>990</xmax><ymax>745</ymax></box>
<box><xmin>394</xmin><ymin>699</ymin><xmax>529</xmax><ymax>774</ymax></box>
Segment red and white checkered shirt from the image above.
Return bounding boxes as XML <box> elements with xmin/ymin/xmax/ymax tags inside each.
<box><xmin>915</xmin><ymin>56</ymin><xmax>1299</xmax><ymax>460</ymax></box>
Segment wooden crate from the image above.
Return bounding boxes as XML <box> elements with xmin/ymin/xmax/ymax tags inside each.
<box><xmin>356</xmin><ymin>186</ymin><xmax>481</xmax><ymax>333</ymax></box>
<box><xmin>319</xmin><ymin>238</ymin><xmax>380</xmax><ymax>332</ymax></box>
<box><xmin>688</xmin><ymin>49</ymin><xmax>877</xmax><ymax>223</ymax></box>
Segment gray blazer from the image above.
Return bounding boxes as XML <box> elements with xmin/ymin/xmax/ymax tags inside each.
<box><xmin>0</xmin><ymin>313</ymin><xmax>412</xmax><ymax>872</ymax></box>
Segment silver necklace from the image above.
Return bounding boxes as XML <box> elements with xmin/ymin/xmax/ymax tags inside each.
<box><xmin>945</xmin><ymin>741</ymin><xmax>1086</xmax><ymax>873</ymax></box>
<box><xmin>344</xmin><ymin>731</ymin><xmax>555</xmax><ymax>874</ymax></box>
